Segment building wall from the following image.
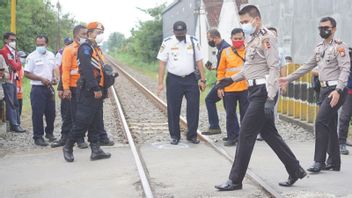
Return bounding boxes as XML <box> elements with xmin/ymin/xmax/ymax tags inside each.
<box><xmin>162</xmin><ymin>0</ymin><xmax>200</xmax><ymax>39</ymax></box>
<box><xmin>248</xmin><ymin>0</ymin><xmax>352</xmax><ymax>63</ymax></box>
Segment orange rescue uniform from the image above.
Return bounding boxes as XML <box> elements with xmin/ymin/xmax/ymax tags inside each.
<box><xmin>217</xmin><ymin>47</ymin><xmax>248</xmax><ymax>92</ymax></box>
<box><xmin>61</xmin><ymin>41</ymin><xmax>80</xmax><ymax>90</ymax></box>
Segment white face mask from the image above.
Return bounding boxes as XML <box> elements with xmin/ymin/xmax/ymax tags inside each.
<box><xmin>95</xmin><ymin>34</ymin><xmax>104</xmax><ymax>44</ymax></box>
<box><xmin>241</xmin><ymin>20</ymin><xmax>256</xmax><ymax>36</ymax></box>
<box><xmin>9</xmin><ymin>41</ymin><xmax>16</xmax><ymax>49</ymax></box>
<box><xmin>79</xmin><ymin>38</ymin><xmax>87</xmax><ymax>45</ymax></box>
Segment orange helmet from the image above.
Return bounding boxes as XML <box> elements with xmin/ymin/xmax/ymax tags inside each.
<box><xmin>87</xmin><ymin>22</ymin><xmax>104</xmax><ymax>31</ymax></box>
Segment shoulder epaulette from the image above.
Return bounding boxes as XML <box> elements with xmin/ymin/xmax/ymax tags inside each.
<box><xmin>190</xmin><ymin>36</ymin><xmax>198</xmax><ymax>41</ymax></box>
<box><xmin>259</xmin><ymin>28</ymin><xmax>268</xmax><ymax>36</ymax></box>
<box><xmin>163</xmin><ymin>37</ymin><xmax>172</xmax><ymax>42</ymax></box>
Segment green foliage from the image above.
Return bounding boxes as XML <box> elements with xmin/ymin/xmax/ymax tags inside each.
<box><xmin>0</xmin><ymin>0</ymin><xmax>76</xmax><ymax>53</ymax></box>
<box><xmin>106</xmin><ymin>3</ymin><xmax>166</xmax><ymax>63</ymax></box>
<box><xmin>106</xmin><ymin>32</ymin><xmax>125</xmax><ymax>53</ymax></box>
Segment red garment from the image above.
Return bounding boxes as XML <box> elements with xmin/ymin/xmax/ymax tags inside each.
<box><xmin>0</xmin><ymin>45</ymin><xmax>22</xmax><ymax>81</ymax></box>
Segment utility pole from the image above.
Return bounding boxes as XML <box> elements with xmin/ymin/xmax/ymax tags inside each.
<box><xmin>193</xmin><ymin>5</ymin><xmax>206</xmax><ymax>44</ymax></box>
<box><xmin>10</xmin><ymin>0</ymin><xmax>16</xmax><ymax>33</ymax></box>
<box><xmin>56</xmin><ymin>0</ymin><xmax>61</xmax><ymax>51</ymax></box>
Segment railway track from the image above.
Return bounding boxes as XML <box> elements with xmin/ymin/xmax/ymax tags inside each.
<box><xmin>106</xmin><ymin>56</ymin><xmax>282</xmax><ymax>198</ymax></box>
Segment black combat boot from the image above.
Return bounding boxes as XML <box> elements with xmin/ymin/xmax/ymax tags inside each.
<box><xmin>63</xmin><ymin>139</ymin><xmax>75</xmax><ymax>162</ymax></box>
<box><xmin>90</xmin><ymin>143</ymin><xmax>111</xmax><ymax>161</ymax></box>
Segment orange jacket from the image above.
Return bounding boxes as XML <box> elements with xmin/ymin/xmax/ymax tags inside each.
<box><xmin>62</xmin><ymin>41</ymin><xmax>80</xmax><ymax>90</ymax></box>
<box><xmin>91</xmin><ymin>46</ymin><xmax>105</xmax><ymax>87</ymax></box>
<box><xmin>16</xmin><ymin>67</ymin><xmax>23</xmax><ymax>99</ymax></box>
<box><xmin>217</xmin><ymin>47</ymin><xmax>248</xmax><ymax>92</ymax></box>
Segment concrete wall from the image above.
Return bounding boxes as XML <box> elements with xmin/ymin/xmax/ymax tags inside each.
<box><xmin>162</xmin><ymin>0</ymin><xmax>200</xmax><ymax>38</ymax></box>
<box><xmin>248</xmin><ymin>0</ymin><xmax>352</xmax><ymax>63</ymax></box>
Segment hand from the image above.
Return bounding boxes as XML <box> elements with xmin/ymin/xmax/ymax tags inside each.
<box><xmin>217</xmin><ymin>89</ymin><xmax>225</xmax><ymax>99</ymax></box>
<box><xmin>94</xmin><ymin>91</ymin><xmax>102</xmax><ymax>99</ymax></box>
<box><xmin>157</xmin><ymin>84</ymin><xmax>164</xmax><ymax>96</ymax></box>
<box><xmin>205</xmin><ymin>61</ymin><xmax>213</xmax><ymax>70</ymax></box>
<box><xmin>215</xmin><ymin>78</ymin><xmax>234</xmax><ymax>89</ymax></box>
<box><xmin>278</xmin><ymin>77</ymin><xmax>289</xmax><ymax>89</ymax></box>
<box><xmin>264</xmin><ymin>99</ymin><xmax>276</xmax><ymax>118</ymax></box>
<box><xmin>328</xmin><ymin>90</ymin><xmax>340</xmax><ymax>108</ymax></box>
<box><xmin>63</xmin><ymin>89</ymin><xmax>72</xmax><ymax>99</ymax></box>
<box><xmin>198</xmin><ymin>81</ymin><xmax>206</xmax><ymax>91</ymax></box>
<box><xmin>41</xmin><ymin>78</ymin><xmax>50</xmax><ymax>86</ymax></box>
<box><xmin>51</xmin><ymin>79</ymin><xmax>58</xmax><ymax>85</ymax></box>
<box><xmin>58</xmin><ymin>90</ymin><xmax>64</xmax><ymax>99</ymax></box>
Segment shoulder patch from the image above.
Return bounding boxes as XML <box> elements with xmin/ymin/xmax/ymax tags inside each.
<box><xmin>337</xmin><ymin>47</ymin><xmax>346</xmax><ymax>57</ymax></box>
<box><xmin>159</xmin><ymin>44</ymin><xmax>166</xmax><ymax>53</ymax></box>
<box><xmin>262</xmin><ymin>38</ymin><xmax>271</xmax><ymax>49</ymax></box>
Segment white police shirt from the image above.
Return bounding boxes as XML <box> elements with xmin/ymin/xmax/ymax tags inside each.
<box><xmin>25</xmin><ymin>50</ymin><xmax>56</xmax><ymax>85</ymax></box>
<box><xmin>157</xmin><ymin>35</ymin><xmax>203</xmax><ymax>76</ymax></box>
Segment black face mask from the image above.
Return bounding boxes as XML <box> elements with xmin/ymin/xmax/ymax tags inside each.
<box><xmin>319</xmin><ymin>28</ymin><xmax>332</xmax><ymax>39</ymax></box>
<box><xmin>176</xmin><ymin>35</ymin><xmax>186</xmax><ymax>42</ymax></box>
<box><xmin>208</xmin><ymin>40</ymin><xmax>216</xmax><ymax>47</ymax></box>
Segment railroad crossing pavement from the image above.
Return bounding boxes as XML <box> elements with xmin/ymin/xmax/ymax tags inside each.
<box><xmin>220</xmin><ymin>140</ymin><xmax>352</xmax><ymax>197</ymax></box>
<box><xmin>0</xmin><ymin>142</ymin><xmax>267</xmax><ymax>198</ymax></box>
<box><xmin>0</xmin><ymin>146</ymin><xmax>143</xmax><ymax>198</ymax></box>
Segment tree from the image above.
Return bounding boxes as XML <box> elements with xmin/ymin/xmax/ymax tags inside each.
<box><xmin>106</xmin><ymin>32</ymin><xmax>125</xmax><ymax>52</ymax></box>
<box><xmin>0</xmin><ymin>0</ymin><xmax>76</xmax><ymax>53</ymax></box>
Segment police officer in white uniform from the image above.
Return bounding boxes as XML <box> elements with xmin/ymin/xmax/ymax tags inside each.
<box><xmin>280</xmin><ymin>17</ymin><xmax>351</xmax><ymax>173</ymax></box>
<box><xmin>24</xmin><ymin>35</ymin><xmax>57</xmax><ymax>146</ymax></box>
<box><xmin>157</xmin><ymin>21</ymin><xmax>206</xmax><ymax>145</ymax></box>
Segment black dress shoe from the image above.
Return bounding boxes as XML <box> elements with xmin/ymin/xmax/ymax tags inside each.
<box><xmin>77</xmin><ymin>138</ymin><xmax>88</xmax><ymax>149</ymax></box>
<box><xmin>45</xmin><ymin>134</ymin><xmax>57</xmax><ymax>142</ymax></box>
<box><xmin>279</xmin><ymin>166</ymin><xmax>307</xmax><ymax>187</ymax></box>
<box><xmin>307</xmin><ymin>162</ymin><xmax>326</xmax><ymax>173</ymax></box>
<box><xmin>170</xmin><ymin>138</ymin><xmax>179</xmax><ymax>145</ymax></box>
<box><xmin>224</xmin><ymin>138</ymin><xmax>237</xmax><ymax>146</ymax></box>
<box><xmin>34</xmin><ymin>138</ymin><xmax>48</xmax><ymax>146</ymax></box>
<box><xmin>99</xmin><ymin>138</ymin><xmax>115</xmax><ymax>146</ymax></box>
<box><xmin>324</xmin><ymin>164</ymin><xmax>340</xmax><ymax>171</ymax></box>
<box><xmin>10</xmin><ymin>125</ymin><xmax>26</xmax><ymax>133</ymax></box>
<box><xmin>201</xmin><ymin>128</ymin><xmax>221</xmax><ymax>135</ymax></box>
<box><xmin>187</xmin><ymin>137</ymin><xmax>200</xmax><ymax>144</ymax></box>
<box><xmin>51</xmin><ymin>137</ymin><xmax>66</xmax><ymax>148</ymax></box>
<box><xmin>215</xmin><ymin>180</ymin><xmax>242</xmax><ymax>191</ymax></box>
<box><xmin>222</xmin><ymin>137</ymin><xmax>228</xmax><ymax>141</ymax></box>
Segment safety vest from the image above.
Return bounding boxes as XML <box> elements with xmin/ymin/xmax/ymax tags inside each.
<box><xmin>217</xmin><ymin>47</ymin><xmax>248</xmax><ymax>92</ymax></box>
<box><xmin>91</xmin><ymin>47</ymin><xmax>105</xmax><ymax>88</ymax></box>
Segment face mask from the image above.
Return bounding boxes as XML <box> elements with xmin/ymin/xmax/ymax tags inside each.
<box><xmin>79</xmin><ymin>38</ymin><xmax>87</xmax><ymax>45</ymax></box>
<box><xmin>95</xmin><ymin>34</ymin><xmax>104</xmax><ymax>44</ymax></box>
<box><xmin>176</xmin><ymin>35</ymin><xmax>185</xmax><ymax>42</ymax></box>
<box><xmin>232</xmin><ymin>40</ymin><xmax>244</xmax><ymax>49</ymax></box>
<box><xmin>9</xmin><ymin>41</ymin><xmax>16</xmax><ymax>49</ymax></box>
<box><xmin>36</xmin><ymin>46</ymin><xmax>47</xmax><ymax>54</ymax></box>
<box><xmin>208</xmin><ymin>40</ymin><xmax>216</xmax><ymax>47</ymax></box>
<box><xmin>241</xmin><ymin>20</ymin><xmax>256</xmax><ymax>36</ymax></box>
<box><xmin>319</xmin><ymin>28</ymin><xmax>332</xmax><ymax>39</ymax></box>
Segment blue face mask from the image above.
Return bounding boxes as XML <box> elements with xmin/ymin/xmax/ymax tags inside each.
<box><xmin>36</xmin><ymin>46</ymin><xmax>47</xmax><ymax>54</ymax></box>
<box><xmin>241</xmin><ymin>21</ymin><xmax>256</xmax><ymax>36</ymax></box>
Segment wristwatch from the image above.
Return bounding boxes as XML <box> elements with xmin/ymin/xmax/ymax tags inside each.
<box><xmin>336</xmin><ymin>88</ymin><xmax>343</xmax><ymax>95</ymax></box>
<box><xmin>200</xmin><ymin>80</ymin><xmax>206</xmax><ymax>83</ymax></box>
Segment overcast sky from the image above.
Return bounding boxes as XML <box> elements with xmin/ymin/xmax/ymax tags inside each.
<box><xmin>50</xmin><ymin>0</ymin><xmax>173</xmax><ymax>38</ymax></box>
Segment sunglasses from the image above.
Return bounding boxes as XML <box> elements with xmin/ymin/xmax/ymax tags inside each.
<box><xmin>318</xmin><ymin>26</ymin><xmax>333</xmax><ymax>30</ymax></box>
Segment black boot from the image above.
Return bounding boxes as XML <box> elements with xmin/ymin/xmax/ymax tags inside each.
<box><xmin>63</xmin><ymin>139</ymin><xmax>75</xmax><ymax>162</ymax></box>
<box><xmin>90</xmin><ymin>143</ymin><xmax>111</xmax><ymax>161</ymax></box>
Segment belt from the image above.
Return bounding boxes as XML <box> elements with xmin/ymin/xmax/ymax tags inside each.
<box><xmin>168</xmin><ymin>72</ymin><xmax>194</xmax><ymax>78</ymax></box>
<box><xmin>225</xmin><ymin>67</ymin><xmax>242</xmax><ymax>72</ymax></box>
<box><xmin>247</xmin><ymin>78</ymin><xmax>266</xmax><ymax>87</ymax></box>
<box><xmin>320</xmin><ymin>80</ymin><xmax>338</xmax><ymax>87</ymax></box>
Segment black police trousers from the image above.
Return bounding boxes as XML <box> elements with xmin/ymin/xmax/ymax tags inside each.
<box><xmin>67</xmin><ymin>89</ymin><xmax>103</xmax><ymax>143</ymax></box>
<box><xmin>315</xmin><ymin>86</ymin><xmax>346</xmax><ymax>166</ymax></box>
<box><xmin>229</xmin><ymin>84</ymin><xmax>300</xmax><ymax>183</ymax></box>
<box><xmin>166</xmin><ymin>73</ymin><xmax>199</xmax><ymax>140</ymax></box>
